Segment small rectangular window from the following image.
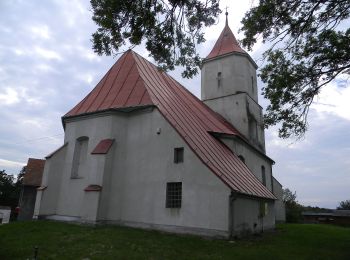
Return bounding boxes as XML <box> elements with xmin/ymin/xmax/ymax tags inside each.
<box><xmin>217</xmin><ymin>72</ymin><xmax>222</xmax><ymax>87</ymax></box>
<box><xmin>261</xmin><ymin>166</ymin><xmax>266</xmax><ymax>186</ymax></box>
<box><xmin>166</xmin><ymin>182</ymin><xmax>182</xmax><ymax>208</ymax></box>
<box><xmin>174</xmin><ymin>147</ymin><xmax>184</xmax><ymax>163</ymax></box>
<box><xmin>259</xmin><ymin>201</ymin><xmax>268</xmax><ymax>217</ymax></box>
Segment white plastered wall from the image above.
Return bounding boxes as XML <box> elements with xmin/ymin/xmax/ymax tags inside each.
<box><xmin>103</xmin><ymin>108</ymin><xmax>231</xmax><ymax>236</ymax></box>
<box><xmin>273</xmin><ymin>177</ymin><xmax>286</xmax><ymax>223</ymax></box>
<box><xmin>221</xmin><ymin>137</ymin><xmax>274</xmax><ymax>192</ymax></box>
<box><xmin>34</xmin><ymin>145</ymin><xmax>67</xmax><ymax>217</ymax></box>
<box><xmin>37</xmin><ymin>107</ymin><xmax>277</xmax><ymax>237</ymax></box>
<box><xmin>201</xmin><ymin>54</ymin><xmax>265</xmax><ymax>151</ymax></box>
<box><xmin>201</xmin><ymin>53</ymin><xmax>258</xmax><ymax>102</ymax></box>
<box><xmin>232</xmin><ymin>197</ymin><xmax>275</xmax><ymax>236</ymax></box>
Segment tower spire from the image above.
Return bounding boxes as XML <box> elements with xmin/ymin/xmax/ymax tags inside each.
<box><xmin>205</xmin><ymin>8</ymin><xmax>246</xmax><ymax>59</ymax></box>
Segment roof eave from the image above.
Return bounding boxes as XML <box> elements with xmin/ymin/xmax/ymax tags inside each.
<box><xmin>61</xmin><ymin>104</ymin><xmax>156</xmax><ymax>128</ymax></box>
<box><xmin>234</xmin><ymin>190</ymin><xmax>277</xmax><ymax>201</ymax></box>
<box><xmin>209</xmin><ymin>131</ymin><xmax>275</xmax><ymax>164</ymax></box>
<box><xmin>203</xmin><ymin>51</ymin><xmax>258</xmax><ymax>69</ymax></box>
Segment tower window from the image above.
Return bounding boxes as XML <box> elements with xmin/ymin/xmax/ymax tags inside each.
<box><xmin>217</xmin><ymin>72</ymin><xmax>222</xmax><ymax>87</ymax></box>
<box><xmin>249</xmin><ymin>117</ymin><xmax>258</xmax><ymax>142</ymax></box>
<box><xmin>166</xmin><ymin>182</ymin><xmax>182</xmax><ymax>208</ymax></box>
<box><xmin>261</xmin><ymin>166</ymin><xmax>266</xmax><ymax>186</ymax></box>
<box><xmin>174</xmin><ymin>147</ymin><xmax>184</xmax><ymax>163</ymax></box>
<box><xmin>251</xmin><ymin>76</ymin><xmax>254</xmax><ymax>93</ymax></box>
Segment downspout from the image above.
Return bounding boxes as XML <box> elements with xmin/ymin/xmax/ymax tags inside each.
<box><xmin>229</xmin><ymin>191</ymin><xmax>237</xmax><ymax>238</ymax></box>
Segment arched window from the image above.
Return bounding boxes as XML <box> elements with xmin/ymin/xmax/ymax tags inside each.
<box><xmin>261</xmin><ymin>166</ymin><xmax>266</xmax><ymax>186</ymax></box>
<box><xmin>238</xmin><ymin>155</ymin><xmax>245</xmax><ymax>164</ymax></box>
<box><xmin>71</xmin><ymin>136</ymin><xmax>89</xmax><ymax>178</ymax></box>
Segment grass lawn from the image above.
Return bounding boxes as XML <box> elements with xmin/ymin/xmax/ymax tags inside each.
<box><xmin>0</xmin><ymin>221</ymin><xmax>349</xmax><ymax>259</ymax></box>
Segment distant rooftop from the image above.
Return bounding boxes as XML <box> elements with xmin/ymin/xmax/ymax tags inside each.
<box><xmin>23</xmin><ymin>158</ymin><xmax>45</xmax><ymax>187</ymax></box>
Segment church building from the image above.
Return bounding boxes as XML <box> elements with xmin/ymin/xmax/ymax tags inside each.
<box><xmin>34</xmin><ymin>17</ymin><xmax>285</xmax><ymax>238</ymax></box>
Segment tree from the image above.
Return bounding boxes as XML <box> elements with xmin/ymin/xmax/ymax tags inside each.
<box><xmin>337</xmin><ymin>200</ymin><xmax>350</xmax><ymax>210</ymax></box>
<box><xmin>90</xmin><ymin>0</ymin><xmax>221</xmax><ymax>78</ymax></box>
<box><xmin>0</xmin><ymin>169</ymin><xmax>24</xmax><ymax>220</ymax></box>
<box><xmin>282</xmin><ymin>188</ymin><xmax>303</xmax><ymax>223</ymax></box>
<box><xmin>282</xmin><ymin>188</ymin><xmax>297</xmax><ymax>204</ymax></box>
<box><xmin>240</xmin><ymin>0</ymin><xmax>350</xmax><ymax>139</ymax></box>
<box><xmin>0</xmin><ymin>170</ymin><xmax>18</xmax><ymax>206</ymax></box>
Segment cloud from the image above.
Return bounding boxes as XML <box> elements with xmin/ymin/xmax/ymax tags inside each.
<box><xmin>266</xmin><ymin>110</ymin><xmax>350</xmax><ymax>208</ymax></box>
<box><xmin>0</xmin><ymin>88</ymin><xmax>20</xmax><ymax>105</ymax></box>
<box><xmin>28</xmin><ymin>24</ymin><xmax>51</xmax><ymax>40</ymax></box>
<box><xmin>34</xmin><ymin>47</ymin><xmax>62</xmax><ymax>61</ymax></box>
<box><xmin>313</xmin><ymin>76</ymin><xmax>350</xmax><ymax>121</ymax></box>
<box><xmin>0</xmin><ymin>158</ymin><xmax>26</xmax><ymax>169</ymax></box>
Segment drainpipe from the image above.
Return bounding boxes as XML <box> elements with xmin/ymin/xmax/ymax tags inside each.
<box><xmin>229</xmin><ymin>191</ymin><xmax>237</xmax><ymax>238</ymax></box>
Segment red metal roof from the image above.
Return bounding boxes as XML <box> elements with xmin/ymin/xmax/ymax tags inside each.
<box><xmin>91</xmin><ymin>139</ymin><xmax>114</xmax><ymax>154</ymax></box>
<box><xmin>63</xmin><ymin>50</ymin><xmax>275</xmax><ymax>200</ymax></box>
<box><xmin>206</xmin><ymin>20</ymin><xmax>246</xmax><ymax>59</ymax></box>
<box><xmin>23</xmin><ymin>158</ymin><xmax>45</xmax><ymax>186</ymax></box>
<box><xmin>65</xmin><ymin>53</ymin><xmax>153</xmax><ymax>117</ymax></box>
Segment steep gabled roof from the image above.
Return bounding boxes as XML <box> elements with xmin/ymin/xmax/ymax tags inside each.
<box><xmin>63</xmin><ymin>51</ymin><xmax>275</xmax><ymax>200</ymax></box>
<box><xmin>206</xmin><ymin>18</ymin><xmax>246</xmax><ymax>59</ymax></box>
<box><xmin>65</xmin><ymin>53</ymin><xmax>153</xmax><ymax>117</ymax></box>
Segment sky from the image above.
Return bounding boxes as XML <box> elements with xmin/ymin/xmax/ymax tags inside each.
<box><xmin>0</xmin><ymin>0</ymin><xmax>349</xmax><ymax>209</ymax></box>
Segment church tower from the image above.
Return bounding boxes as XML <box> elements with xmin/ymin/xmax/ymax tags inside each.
<box><xmin>201</xmin><ymin>13</ymin><xmax>266</xmax><ymax>152</ymax></box>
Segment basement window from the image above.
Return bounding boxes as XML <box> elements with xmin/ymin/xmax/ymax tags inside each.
<box><xmin>174</xmin><ymin>147</ymin><xmax>184</xmax><ymax>163</ymax></box>
<box><xmin>261</xmin><ymin>166</ymin><xmax>266</xmax><ymax>186</ymax></box>
<box><xmin>166</xmin><ymin>182</ymin><xmax>182</xmax><ymax>208</ymax></box>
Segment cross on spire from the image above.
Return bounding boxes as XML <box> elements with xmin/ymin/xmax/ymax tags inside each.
<box><xmin>225</xmin><ymin>6</ymin><xmax>229</xmax><ymax>26</ymax></box>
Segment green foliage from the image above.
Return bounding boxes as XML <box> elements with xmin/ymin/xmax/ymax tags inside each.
<box><xmin>337</xmin><ymin>200</ymin><xmax>350</xmax><ymax>210</ymax></box>
<box><xmin>303</xmin><ymin>205</ymin><xmax>333</xmax><ymax>213</ymax></box>
<box><xmin>282</xmin><ymin>188</ymin><xmax>303</xmax><ymax>223</ymax></box>
<box><xmin>282</xmin><ymin>188</ymin><xmax>297</xmax><ymax>204</ymax></box>
<box><xmin>0</xmin><ymin>168</ymin><xmax>25</xmax><ymax>220</ymax></box>
<box><xmin>0</xmin><ymin>170</ymin><xmax>17</xmax><ymax>207</ymax></box>
<box><xmin>90</xmin><ymin>0</ymin><xmax>221</xmax><ymax>78</ymax></box>
<box><xmin>1</xmin><ymin>221</ymin><xmax>350</xmax><ymax>259</ymax></box>
<box><xmin>240</xmin><ymin>0</ymin><xmax>350</xmax><ymax>138</ymax></box>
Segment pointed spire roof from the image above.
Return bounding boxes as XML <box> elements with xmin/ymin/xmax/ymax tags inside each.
<box><xmin>206</xmin><ymin>13</ymin><xmax>246</xmax><ymax>59</ymax></box>
<box><xmin>63</xmin><ymin>50</ymin><xmax>275</xmax><ymax>200</ymax></box>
